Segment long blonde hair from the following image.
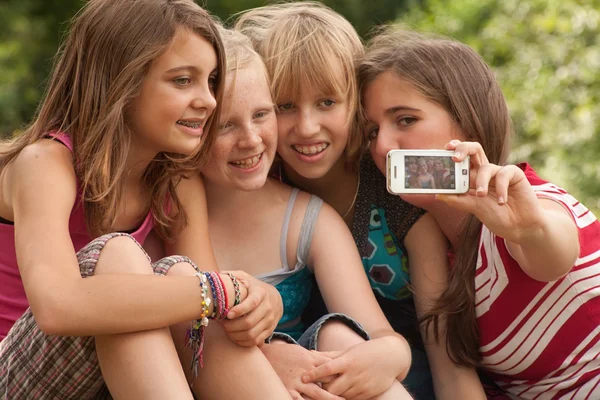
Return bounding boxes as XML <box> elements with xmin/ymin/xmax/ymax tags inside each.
<box><xmin>234</xmin><ymin>2</ymin><xmax>365</xmax><ymax>167</ymax></box>
<box><xmin>0</xmin><ymin>0</ymin><xmax>226</xmax><ymax>240</ymax></box>
<box><xmin>359</xmin><ymin>28</ymin><xmax>512</xmax><ymax>367</ymax></box>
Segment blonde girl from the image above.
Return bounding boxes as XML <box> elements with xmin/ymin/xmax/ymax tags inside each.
<box><xmin>199</xmin><ymin>26</ymin><xmax>414</xmax><ymax>400</ymax></box>
<box><xmin>0</xmin><ymin>0</ymin><xmax>288</xmax><ymax>398</ymax></box>
<box><xmin>235</xmin><ymin>2</ymin><xmax>445</xmax><ymax>399</ymax></box>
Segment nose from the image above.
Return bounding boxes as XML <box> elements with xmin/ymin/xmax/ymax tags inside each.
<box><xmin>238</xmin><ymin>124</ymin><xmax>262</xmax><ymax>149</ymax></box>
<box><xmin>296</xmin><ymin>107</ymin><xmax>320</xmax><ymax>138</ymax></box>
<box><xmin>191</xmin><ymin>84</ymin><xmax>217</xmax><ymax>116</ymax></box>
<box><xmin>373</xmin><ymin>128</ymin><xmax>397</xmax><ymax>160</ymax></box>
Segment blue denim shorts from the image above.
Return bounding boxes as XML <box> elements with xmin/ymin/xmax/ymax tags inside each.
<box><xmin>266</xmin><ymin>313</ymin><xmax>370</xmax><ymax>350</ymax></box>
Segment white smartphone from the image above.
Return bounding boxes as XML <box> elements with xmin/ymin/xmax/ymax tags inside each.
<box><xmin>386</xmin><ymin>149</ymin><xmax>470</xmax><ymax>194</ymax></box>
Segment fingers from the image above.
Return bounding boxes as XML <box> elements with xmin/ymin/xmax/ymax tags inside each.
<box><xmin>221</xmin><ymin>316</ymin><xmax>272</xmax><ymax>346</ymax></box>
<box><xmin>494</xmin><ymin>165</ymin><xmax>524</xmax><ymax>205</ymax></box>
<box><xmin>315</xmin><ymin>350</ymin><xmax>344</xmax><ymax>359</ymax></box>
<box><xmin>301</xmin><ymin>383</ymin><xmax>345</xmax><ymax>400</ymax></box>
<box><xmin>302</xmin><ymin>358</ymin><xmax>346</xmax><ymax>384</ymax></box>
<box><xmin>319</xmin><ymin>374</ymin><xmax>353</xmax><ymax>397</ymax></box>
<box><xmin>473</xmin><ymin>164</ymin><xmax>501</xmax><ymax>197</ymax></box>
<box><xmin>227</xmin><ymin>281</ymin><xmax>266</xmax><ymax>319</ymax></box>
<box><xmin>445</xmin><ymin>140</ymin><xmax>488</xmax><ymax>166</ymax></box>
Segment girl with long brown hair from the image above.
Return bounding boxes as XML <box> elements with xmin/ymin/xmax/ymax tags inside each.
<box><xmin>0</xmin><ymin>0</ymin><xmax>289</xmax><ymax>398</ymax></box>
<box><xmin>360</xmin><ymin>28</ymin><xmax>600</xmax><ymax>399</ymax></box>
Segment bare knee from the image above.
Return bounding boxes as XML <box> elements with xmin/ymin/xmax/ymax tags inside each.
<box><xmin>164</xmin><ymin>262</ymin><xmax>198</xmax><ymax>277</ymax></box>
<box><xmin>317</xmin><ymin>320</ymin><xmax>365</xmax><ymax>351</ymax></box>
<box><xmin>96</xmin><ymin>235</ymin><xmax>153</xmax><ymax>275</ymax></box>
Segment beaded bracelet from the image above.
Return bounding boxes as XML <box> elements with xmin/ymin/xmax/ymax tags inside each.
<box><xmin>226</xmin><ymin>272</ymin><xmax>242</xmax><ymax>307</ymax></box>
<box><xmin>186</xmin><ymin>272</ymin><xmax>210</xmax><ymax>376</ymax></box>
<box><xmin>185</xmin><ymin>268</ymin><xmax>235</xmax><ymax>377</ymax></box>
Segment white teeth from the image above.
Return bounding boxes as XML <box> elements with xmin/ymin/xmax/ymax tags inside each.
<box><xmin>231</xmin><ymin>154</ymin><xmax>262</xmax><ymax>169</ymax></box>
<box><xmin>292</xmin><ymin>143</ymin><xmax>329</xmax><ymax>155</ymax></box>
<box><xmin>177</xmin><ymin>120</ymin><xmax>202</xmax><ymax>129</ymax></box>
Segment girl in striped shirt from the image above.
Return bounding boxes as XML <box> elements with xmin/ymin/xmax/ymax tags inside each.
<box><xmin>360</xmin><ymin>28</ymin><xmax>600</xmax><ymax>400</ymax></box>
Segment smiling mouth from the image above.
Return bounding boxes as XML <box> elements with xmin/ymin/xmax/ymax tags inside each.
<box><xmin>230</xmin><ymin>153</ymin><xmax>263</xmax><ymax>169</ymax></box>
<box><xmin>292</xmin><ymin>143</ymin><xmax>329</xmax><ymax>155</ymax></box>
<box><xmin>176</xmin><ymin>120</ymin><xmax>204</xmax><ymax>129</ymax></box>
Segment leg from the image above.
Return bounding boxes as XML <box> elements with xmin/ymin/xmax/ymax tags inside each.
<box><xmin>164</xmin><ymin>262</ymin><xmax>292</xmax><ymax>400</ymax></box>
<box><xmin>315</xmin><ymin>318</ymin><xmax>413</xmax><ymax>400</ymax></box>
<box><xmin>94</xmin><ymin>236</ymin><xmax>193</xmax><ymax>400</ymax></box>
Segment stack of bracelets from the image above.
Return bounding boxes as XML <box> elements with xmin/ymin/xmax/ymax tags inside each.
<box><xmin>186</xmin><ymin>271</ymin><xmax>242</xmax><ymax>377</ymax></box>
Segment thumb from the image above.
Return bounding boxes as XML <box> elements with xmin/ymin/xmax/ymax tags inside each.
<box><xmin>314</xmin><ymin>350</ymin><xmax>344</xmax><ymax>359</ymax></box>
<box><xmin>436</xmin><ymin>192</ymin><xmax>478</xmax><ymax>213</ymax></box>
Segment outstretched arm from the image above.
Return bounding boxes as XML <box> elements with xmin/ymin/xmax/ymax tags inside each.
<box><xmin>439</xmin><ymin>140</ymin><xmax>579</xmax><ymax>281</ymax></box>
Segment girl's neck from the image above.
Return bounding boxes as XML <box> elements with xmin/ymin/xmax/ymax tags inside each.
<box><xmin>282</xmin><ymin>158</ymin><xmax>357</xmax><ymax>216</ymax></box>
<box><xmin>124</xmin><ymin>148</ymin><xmax>157</xmax><ymax>188</ymax></box>
<box><xmin>204</xmin><ymin>178</ymin><xmax>271</xmax><ymax>216</ymax></box>
<box><xmin>425</xmin><ymin>201</ymin><xmax>469</xmax><ymax>251</ymax></box>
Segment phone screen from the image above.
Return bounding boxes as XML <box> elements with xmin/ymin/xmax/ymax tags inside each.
<box><xmin>387</xmin><ymin>150</ymin><xmax>469</xmax><ymax>194</ymax></box>
<box><xmin>404</xmin><ymin>155</ymin><xmax>458</xmax><ymax>190</ymax></box>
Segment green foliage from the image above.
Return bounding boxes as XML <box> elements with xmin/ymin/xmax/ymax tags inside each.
<box><xmin>204</xmin><ymin>0</ymin><xmax>415</xmax><ymax>36</ymax></box>
<box><xmin>0</xmin><ymin>0</ymin><xmax>83</xmax><ymax>136</ymax></box>
<box><xmin>0</xmin><ymin>0</ymin><xmax>411</xmax><ymax>138</ymax></box>
<box><xmin>397</xmin><ymin>0</ymin><xmax>600</xmax><ymax>214</ymax></box>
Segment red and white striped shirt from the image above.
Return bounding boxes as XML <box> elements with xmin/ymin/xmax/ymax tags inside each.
<box><xmin>476</xmin><ymin>163</ymin><xmax>600</xmax><ymax>399</ymax></box>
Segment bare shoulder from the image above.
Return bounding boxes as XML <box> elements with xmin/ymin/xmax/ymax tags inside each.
<box><xmin>174</xmin><ymin>172</ymin><xmax>206</xmax><ymax>199</ymax></box>
<box><xmin>3</xmin><ymin>139</ymin><xmax>76</xmax><ymax>214</ymax></box>
<box><xmin>12</xmin><ymin>139</ymin><xmax>74</xmax><ymax>178</ymax></box>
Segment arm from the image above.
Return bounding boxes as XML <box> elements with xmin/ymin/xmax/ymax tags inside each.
<box><xmin>504</xmin><ymin>199</ymin><xmax>578</xmax><ymax>281</ymax></box>
<box><xmin>404</xmin><ymin>213</ymin><xmax>486</xmax><ymax>400</ymax></box>
<box><xmin>166</xmin><ymin>173</ymin><xmax>283</xmax><ymax>346</ymax></box>
<box><xmin>12</xmin><ymin>141</ymin><xmax>236</xmax><ymax>336</ymax></box>
<box><xmin>308</xmin><ymin>202</ymin><xmax>411</xmax><ymax>379</ymax></box>
<box><xmin>442</xmin><ymin>140</ymin><xmax>579</xmax><ymax>281</ymax></box>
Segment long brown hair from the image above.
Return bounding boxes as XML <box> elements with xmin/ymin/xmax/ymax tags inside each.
<box><xmin>0</xmin><ymin>0</ymin><xmax>225</xmax><ymax>240</ymax></box>
<box><xmin>359</xmin><ymin>28</ymin><xmax>512</xmax><ymax>366</ymax></box>
<box><xmin>234</xmin><ymin>1</ymin><xmax>365</xmax><ymax>168</ymax></box>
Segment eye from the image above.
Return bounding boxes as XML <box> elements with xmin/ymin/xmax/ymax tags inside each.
<box><xmin>208</xmin><ymin>74</ymin><xmax>218</xmax><ymax>92</ymax></box>
<box><xmin>173</xmin><ymin>77</ymin><xmax>191</xmax><ymax>86</ymax></box>
<box><xmin>318</xmin><ymin>99</ymin><xmax>336</xmax><ymax>107</ymax></box>
<box><xmin>397</xmin><ymin>116</ymin><xmax>418</xmax><ymax>127</ymax></box>
<box><xmin>366</xmin><ymin>127</ymin><xmax>379</xmax><ymax>140</ymax></box>
<box><xmin>254</xmin><ymin>110</ymin><xmax>266</xmax><ymax>119</ymax></box>
<box><xmin>277</xmin><ymin>103</ymin><xmax>294</xmax><ymax>112</ymax></box>
<box><xmin>219</xmin><ymin>121</ymin><xmax>232</xmax><ymax>130</ymax></box>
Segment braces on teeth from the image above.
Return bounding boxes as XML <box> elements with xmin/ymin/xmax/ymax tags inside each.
<box><xmin>177</xmin><ymin>120</ymin><xmax>202</xmax><ymax>129</ymax></box>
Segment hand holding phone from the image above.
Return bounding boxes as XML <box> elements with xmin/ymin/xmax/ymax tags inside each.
<box><xmin>386</xmin><ymin>149</ymin><xmax>470</xmax><ymax>194</ymax></box>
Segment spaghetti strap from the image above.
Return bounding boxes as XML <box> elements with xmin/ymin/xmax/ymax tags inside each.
<box><xmin>280</xmin><ymin>188</ymin><xmax>300</xmax><ymax>270</ymax></box>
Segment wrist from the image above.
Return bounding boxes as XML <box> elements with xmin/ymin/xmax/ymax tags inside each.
<box><xmin>219</xmin><ymin>272</ymin><xmax>248</xmax><ymax>309</ymax></box>
<box><xmin>379</xmin><ymin>335</ymin><xmax>412</xmax><ymax>380</ymax></box>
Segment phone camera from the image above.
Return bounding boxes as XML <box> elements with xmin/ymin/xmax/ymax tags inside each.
<box><xmin>462</xmin><ymin>169</ymin><xmax>468</xmax><ymax>175</ymax></box>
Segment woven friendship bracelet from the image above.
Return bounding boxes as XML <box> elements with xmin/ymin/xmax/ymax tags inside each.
<box><xmin>226</xmin><ymin>272</ymin><xmax>242</xmax><ymax>307</ymax></box>
<box><xmin>216</xmin><ymin>272</ymin><xmax>230</xmax><ymax>315</ymax></box>
<box><xmin>204</xmin><ymin>272</ymin><xmax>221</xmax><ymax>319</ymax></box>
<box><xmin>210</xmin><ymin>271</ymin><xmax>228</xmax><ymax>319</ymax></box>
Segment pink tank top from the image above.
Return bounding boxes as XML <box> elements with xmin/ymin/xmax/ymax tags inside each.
<box><xmin>0</xmin><ymin>133</ymin><xmax>155</xmax><ymax>340</ymax></box>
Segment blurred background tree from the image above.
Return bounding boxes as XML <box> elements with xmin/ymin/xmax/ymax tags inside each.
<box><xmin>1</xmin><ymin>0</ymin><xmax>598</xmax><ymax>213</ymax></box>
